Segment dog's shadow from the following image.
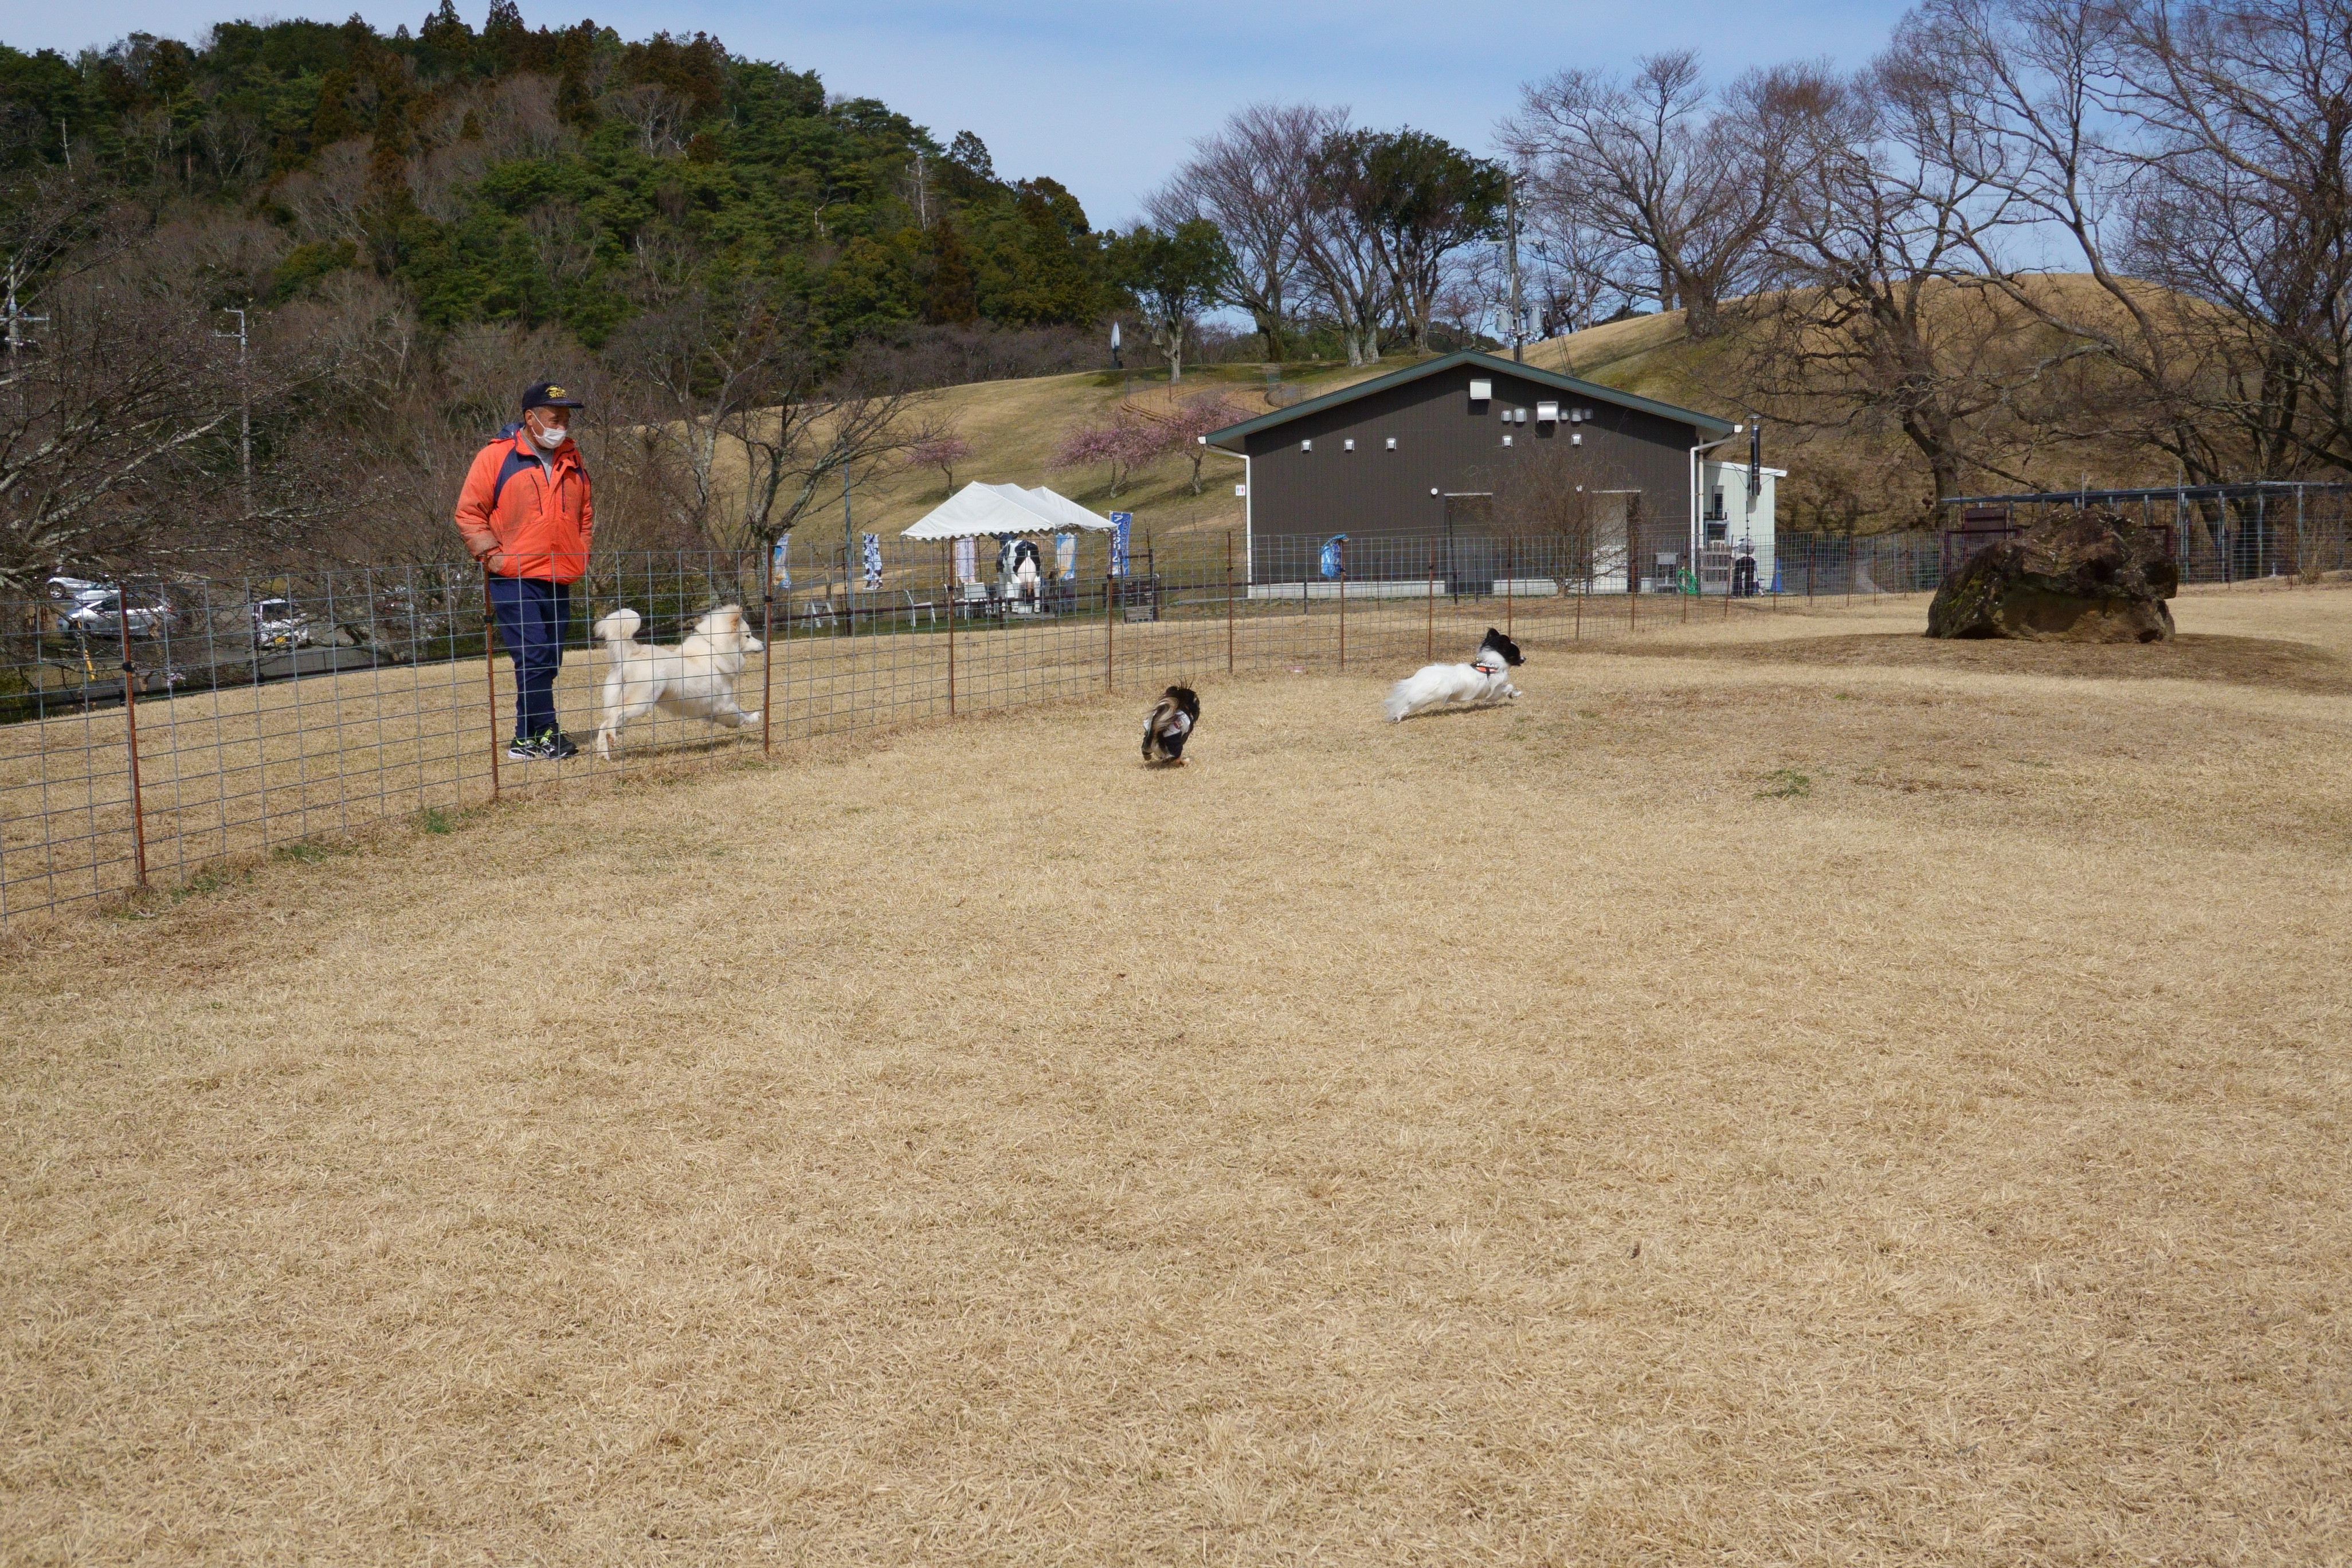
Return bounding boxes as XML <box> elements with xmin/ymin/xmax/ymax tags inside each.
<box><xmin>1393</xmin><ymin>703</ymin><xmax>1518</xmax><ymax>724</ymax></box>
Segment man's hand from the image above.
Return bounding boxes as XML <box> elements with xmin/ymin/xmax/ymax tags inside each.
<box><xmin>483</xmin><ymin>551</ymin><xmax>507</xmax><ymax>574</ymax></box>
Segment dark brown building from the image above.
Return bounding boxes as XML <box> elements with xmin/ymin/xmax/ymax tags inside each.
<box><xmin>1204</xmin><ymin>350</ymin><xmax>1736</xmax><ymax>590</ymax></box>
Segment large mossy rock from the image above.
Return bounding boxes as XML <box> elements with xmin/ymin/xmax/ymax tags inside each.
<box><xmin>1927</xmin><ymin>508</ymin><xmax>2179</xmax><ymax>642</ymax></box>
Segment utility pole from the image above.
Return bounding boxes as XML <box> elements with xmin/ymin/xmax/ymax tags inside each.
<box><xmin>214</xmin><ymin>307</ymin><xmax>251</xmax><ymax>516</ymax></box>
<box><xmin>912</xmin><ymin>148</ymin><xmax>928</xmax><ymax>228</ymax></box>
<box><xmin>3</xmin><ymin>257</ymin><xmax>48</xmax><ymax>358</ymax></box>
<box><xmin>1506</xmin><ymin>173</ymin><xmax>1523</xmax><ymax>363</ymax></box>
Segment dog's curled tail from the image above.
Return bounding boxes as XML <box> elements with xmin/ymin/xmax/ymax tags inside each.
<box><xmin>593</xmin><ymin>607</ymin><xmax>643</xmax><ymax>648</ymax></box>
<box><xmin>1382</xmin><ymin>681</ymin><xmax>1413</xmax><ymax>723</ymax></box>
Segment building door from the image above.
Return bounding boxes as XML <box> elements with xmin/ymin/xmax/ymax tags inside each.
<box><xmin>1442</xmin><ymin>492</ymin><xmax>1495</xmax><ymax>597</ymax></box>
<box><xmin>1585</xmin><ymin>491</ymin><xmax>1637</xmax><ymax>592</ymax></box>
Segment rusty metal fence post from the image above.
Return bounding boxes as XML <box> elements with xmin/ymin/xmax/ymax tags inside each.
<box><xmin>116</xmin><ymin>610</ymin><xmax>148</xmax><ymax>888</ymax></box>
<box><xmin>1104</xmin><ymin>571</ymin><xmax>1115</xmax><ymax>691</ymax></box>
<box><xmin>761</xmin><ymin>548</ymin><xmax>775</xmax><ymax>756</ymax></box>
<box><xmin>946</xmin><ymin>542</ymin><xmax>958</xmax><ymax>717</ymax></box>
<box><xmin>1225</xmin><ymin>531</ymin><xmax>1235</xmax><ymax>676</ymax></box>
<box><xmin>1336</xmin><ymin>539</ymin><xmax>1346</xmax><ymax>672</ymax></box>
<box><xmin>481</xmin><ymin>564</ymin><xmax>501</xmax><ymax>802</ymax></box>
<box><xmin>1426</xmin><ymin>549</ymin><xmax>1436</xmax><ymax>663</ymax></box>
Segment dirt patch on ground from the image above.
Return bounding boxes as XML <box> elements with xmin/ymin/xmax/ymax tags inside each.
<box><xmin>1615</xmin><ymin>628</ymin><xmax>2352</xmax><ymax>692</ymax></box>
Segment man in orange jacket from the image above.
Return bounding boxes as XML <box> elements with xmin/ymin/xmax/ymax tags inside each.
<box><xmin>455</xmin><ymin>382</ymin><xmax>593</xmax><ymax>759</ymax></box>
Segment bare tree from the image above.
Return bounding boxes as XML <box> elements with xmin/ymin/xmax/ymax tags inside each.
<box><xmin>1505</xmin><ymin>52</ymin><xmax>1829</xmax><ymax>335</ymax></box>
<box><xmin>1524</xmin><ymin>209</ymin><xmax>1635</xmax><ymax>343</ymax></box>
<box><xmin>1897</xmin><ymin>0</ymin><xmax>2242</xmax><ymax>483</ymax></box>
<box><xmin>720</xmin><ymin>350</ymin><xmax>940</xmax><ymax>552</ymax></box>
<box><xmin>1148</xmin><ymin>104</ymin><xmax>1339</xmax><ymax>362</ymax></box>
<box><xmin>2111</xmin><ymin>0</ymin><xmax>2352</xmax><ymax>477</ymax></box>
<box><xmin>1751</xmin><ymin>58</ymin><xmax>2076</xmax><ymax>508</ymax></box>
<box><xmin>0</xmin><ymin>241</ymin><xmax>259</xmax><ymax>586</ymax></box>
<box><xmin>606</xmin><ymin>283</ymin><xmax>803</xmax><ymax>543</ymax></box>
<box><xmin>1490</xmin><ymin>435</ymin><xmax>1643</xmax><ymax>584</ymax></box>
<box><xmin>1297</xmin><ymin>124</ymin><xmax>1390</xmax><ymax>366</ymax></box>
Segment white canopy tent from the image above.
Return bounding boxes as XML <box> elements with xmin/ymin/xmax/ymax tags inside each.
<box><xmin>900</xmin><ymin>481</ymin><xmax>1112</xmax><ymax>540</ymax></box>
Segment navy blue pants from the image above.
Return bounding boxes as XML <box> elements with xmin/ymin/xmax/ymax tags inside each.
<box><xmin>489</xmin><ymin>576</ymin><xmax>571</xmax><ymax>740</ymax></box>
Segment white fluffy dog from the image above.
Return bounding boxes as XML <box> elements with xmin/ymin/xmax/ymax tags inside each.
<box><xmin>1383</xmin><ymin>626</ymin><xmax>1526</xmax><ymax>722</ymax></box>
<box><xmin>590</xmin><ymin>605</ymin><xmax>763</xmax><ymax>760</ymax></box>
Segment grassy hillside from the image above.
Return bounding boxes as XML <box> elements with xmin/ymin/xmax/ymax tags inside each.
<box><xmin>824</xmin><ymin>275</ymin><xmax>2155</xmax><ymax>551</ymax></box>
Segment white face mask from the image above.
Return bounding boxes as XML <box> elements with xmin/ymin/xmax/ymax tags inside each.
<box><xmin>531</xmin><ymin>420</ymin><xmax>569</xmax><ymax>449</ymax></box>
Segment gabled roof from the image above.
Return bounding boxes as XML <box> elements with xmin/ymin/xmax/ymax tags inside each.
<box><xmin>1202</xmin><ymin>349</ymin><xmax>1735</xmax><ymax>452</ymax></box>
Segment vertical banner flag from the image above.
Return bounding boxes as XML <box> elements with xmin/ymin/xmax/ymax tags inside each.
<box><xmin>1110</xmin><ymin>512</ymin><xmax>1132</xmax><ymax>577</ymax></box>
<box><xmin>1749</xmin><ymin>418</ymin><xmax>1763</xmax><ymax>500</ymax></box>
<box><xmin>1319</xmin><ymin>533</ymin><xmax>1348</xmax><ymax>579</ymax></box>
<box><xmin>954</xmin><ymin>536</ymin><xmax>976</xmax><ymax>583</ymax></box>
<box><xmin>769</xmin><ymin>534</ymin><xmax>791</xmax><ymax>590</ymax></box>
<box><xmin>1055</xmin><ymin>533</ymin><xmax>1077</xmax><ymax>581</ymax></box>
<box><xmin>861</xmin><ymin>532</ymin><xmax>883</xmax><ymax>590</ymax></box>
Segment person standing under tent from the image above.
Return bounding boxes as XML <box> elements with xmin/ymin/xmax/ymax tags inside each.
<box><xmin>454</xmin><ymin>382</ymin><xmax>593</xmax><ymax>759</ymax></box>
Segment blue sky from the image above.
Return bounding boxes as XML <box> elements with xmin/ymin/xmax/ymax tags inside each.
<box><xmin>8</xmin><ymin>0</ymin><xmax>1911</xmax><ymax>226</ymax></box>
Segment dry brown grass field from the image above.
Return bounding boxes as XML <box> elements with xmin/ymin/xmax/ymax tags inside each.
<box><xmin>5</xmin><ymin>586</ymin><xmax>2350</xmax><ymax>1563</ymax></box>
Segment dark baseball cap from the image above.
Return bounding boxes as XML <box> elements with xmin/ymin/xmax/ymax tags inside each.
<box><xmin>522</xmin><ymin>381</ymin><xmax>586</xmax><ymax>411</ymax></box>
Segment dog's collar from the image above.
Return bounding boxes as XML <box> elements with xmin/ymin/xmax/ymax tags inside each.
<box><xmin>1473</xmin><ymin>658</ymin><xmax>1504</xmax><ymax>675</ymax></box>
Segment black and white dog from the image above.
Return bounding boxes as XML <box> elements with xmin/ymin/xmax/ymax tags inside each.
<box><xmin>1383</xmin><ymin>628</ymin><xmax>1525</xmax><ymax>722</ymax></box>
<box><xmin>1142</xmin><ymin>685</ymin><xmax>1200</xmax><ymax>764</ymax></box>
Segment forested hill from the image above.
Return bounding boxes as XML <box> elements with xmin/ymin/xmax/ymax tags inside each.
<box><xmin>0</xmin><ymin>6</ymin><xmax>1116</xmax><ymax>347</ymax></box>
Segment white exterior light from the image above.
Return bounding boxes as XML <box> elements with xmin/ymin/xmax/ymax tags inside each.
<box><xmin>1385</xmin><ymin>437</ymin><xmax>1397</xmax><ymax>450</ymax></box>
<box><xmin>1516</xmin><ymin>408</ymin><xmax>1529</xmax><ymax>424</ymax></box>
<box><xmin>1300</xmin><ymin>438</ymin><xmax>1312</xmax><ymax>452</ymax></box>
<box><xmin>1571</xmin><ymin>432</ymin><xmax>1583</xmax><ymax>446</ymax></box>
<box><xmin>1568</xmin><ymin>408</ymin><xmax>1583</xmax><ymax>423</ymax></box>
<box><xmin>1343</xmin><ymin>438</ymin><xmax>1355</xmax><ymax>451</ymax></box>
<box><xmin>1468</xmin><ymin>378</ymin><xmax>1492</xmax><ymax>401</ymax></box>
<box><xmin>1537</xmin><ymin>401</ymin><xmax>1559</xmax><ymax>422</ymax></box>
<box><xmin>1502</xmin><ymin>433</ymin><xmax>1515</xmax><ymax>447</ymax></box>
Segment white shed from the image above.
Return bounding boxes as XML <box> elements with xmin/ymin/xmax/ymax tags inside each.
<box><xmin>1699</xmin><ymin>461</ymin><xmax>1784</xmax><ymax>593</ymax></box>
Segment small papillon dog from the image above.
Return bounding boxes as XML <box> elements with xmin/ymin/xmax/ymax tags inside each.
<box><xmin>1384</xmin><ymin>628</ymin><xmax>1525</xmax><ymax>722</ymax></box>
<box><xmin>1142</xmin><ymin>685</ymin><xmax>1200</xmax><ymax>763</ymax></box>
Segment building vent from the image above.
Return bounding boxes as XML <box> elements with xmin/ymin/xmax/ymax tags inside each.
<box><xmin>1468</xmin><ymin>378</ymin><xmax>1492</xmax><ymax>402</ymax></box>
<box><xmin>1536</xmin><ymin>401</ymin><xmax>1559</xmax><ymax>422</ymax></box>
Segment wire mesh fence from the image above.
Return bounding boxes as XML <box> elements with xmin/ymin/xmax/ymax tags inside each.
<box><xmin>8</xmin><ymin>514</ymin><xmax>2337</xmax><ymax>922</ymax></box>
<box><xmin>1939</xmin><ymin>482</ymin><xmax>2352</xmax><ymax>587</ymax></box>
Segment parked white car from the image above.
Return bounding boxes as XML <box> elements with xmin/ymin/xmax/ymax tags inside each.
<box><xmin>252</xmin><ymin>598</ymin><xmax>313</xmax><ymax>649</ymax></box>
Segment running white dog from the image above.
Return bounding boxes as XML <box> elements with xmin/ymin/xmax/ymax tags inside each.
<box><xmin>590</xmin><ymin>605</ymin><xmax>763</xmax><ymax>760</ymax></box>
<box><xmin>1383</xmin><ymin>627</ymin><xmax>1526</xmax><ymax>722</ymax></box>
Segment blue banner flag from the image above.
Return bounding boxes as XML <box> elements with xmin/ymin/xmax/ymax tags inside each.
<box><xmin>1110</xmin><ymin>512</ymin><xmax>1132</xmax><ymax>576</ymax></box>
<box><xmin>1319</xmin><ymin>534</ymin><xmax>1347</xmax><ymax>579</ymax></box>
<box><xmin>861</xmin><ymin>532</ymin><xmax>882</xmax><ymax>590</ymax></box>
<box><xmin>769</xmin><ymin>535</ymin><xmax>791</xmax><ymax>590</ymax></box>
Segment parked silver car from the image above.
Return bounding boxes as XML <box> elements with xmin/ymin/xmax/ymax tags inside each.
<box><xmin>56</xmin><ymin>593</ymin><xmax>176</xmax><ymax>638</ymax></box>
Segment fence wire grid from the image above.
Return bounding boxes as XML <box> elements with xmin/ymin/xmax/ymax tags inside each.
<box><xmin>6</xmin><ymin>518</ymin><xmax>2335</xmax><ymax>922</ymax></box>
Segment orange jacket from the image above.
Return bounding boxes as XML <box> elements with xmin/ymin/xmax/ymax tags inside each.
<box><xmin>453</xmin><ymin>430</ymin><xmax>593</xmax><ymax>582</ymax></box>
